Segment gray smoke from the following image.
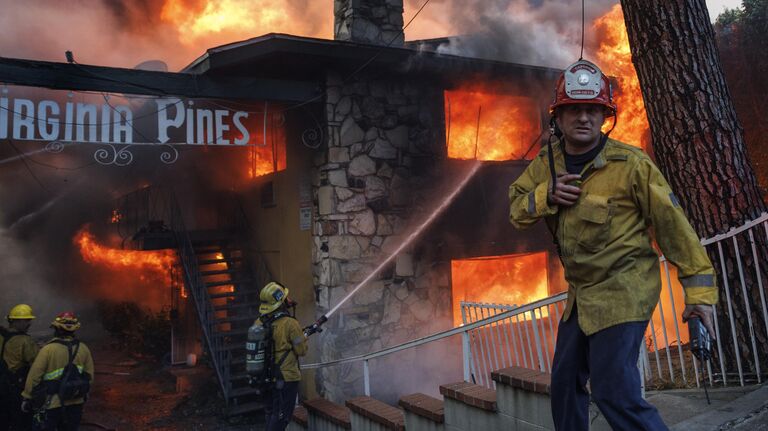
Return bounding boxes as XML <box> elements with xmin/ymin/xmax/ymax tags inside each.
<box><xmin>409</xmin><ymin>0</ymin><xmax>618</xmax><ymax>68</ymax></box>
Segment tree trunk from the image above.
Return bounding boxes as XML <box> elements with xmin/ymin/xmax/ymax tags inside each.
<box><xmin>619</xmin><ymin>0</ymin><xmax>768</xmax><ymax>381</ymax></box>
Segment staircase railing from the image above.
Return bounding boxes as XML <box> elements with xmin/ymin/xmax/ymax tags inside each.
<box><xmin>168</xmin><ymin>191</ymin><xmax>231</xmax><ymax>401</ymax></box>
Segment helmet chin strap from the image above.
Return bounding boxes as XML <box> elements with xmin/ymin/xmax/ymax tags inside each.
<box><xmin>603</xmin><ymin>108</ymin><xmax>618</xmax><ymax>138</ymax></box>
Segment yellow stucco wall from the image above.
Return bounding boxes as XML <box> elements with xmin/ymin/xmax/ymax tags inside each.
<box><xmin>243</xmin><ymin>125</ymin><xmax>318</xmax><ymax>399</ymax></box>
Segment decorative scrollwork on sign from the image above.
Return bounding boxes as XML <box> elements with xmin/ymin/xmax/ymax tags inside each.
<box><xmin>45</xmin><ymin>141</ymin><xmax>65</xmax><ymax>153</ymax></box>
<box><xmin>273</xmin><ymin>112</ymin><xmax>287</xmax><ymax>127</ymax></box>
<box><xmin>94</xmin><ymin>145</ymin><xmax>134</xmax><ymax>166</ymax></box>
<box><xmin>302</xmin><ymin>127</ymin><xmax>324</xmax><ymax>149</ymax></box>
<box><xmin>159</xmin><ymin>145</ymin><xmax>179</xmax><ymax>164</ymax></box>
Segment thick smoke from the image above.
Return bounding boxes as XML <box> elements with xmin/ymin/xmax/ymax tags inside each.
<box><xmin>0</xmin><ymin>0</ymin><xmax>332</xmax><ymax>71</ymax></box>
<box><xmin>415</xmin><ymin>0</ymin><xmax>618</xmax><ymax>69</ymax></box>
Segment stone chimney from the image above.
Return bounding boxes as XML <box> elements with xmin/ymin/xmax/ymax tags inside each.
<box><xmin>334</xmin><ymin>0</ymin><xmax>405</xmax><ymax>47</ymax></box>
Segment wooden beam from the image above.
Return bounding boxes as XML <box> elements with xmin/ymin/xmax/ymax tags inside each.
<box><xmin>0</xmin><ymin>56</ymin><xmax>319</xmax><ymax>102</ymax></box>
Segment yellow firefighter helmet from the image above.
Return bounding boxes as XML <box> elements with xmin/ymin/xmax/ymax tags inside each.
<box><xmin>7</xmin><ymin>304</ymin><xmax>36</xmax><ymax>320</ymax></box>
<box><xmin>259</xmin><ymin>282</ymin><xmax>289</xmax><ymax>315</ymax></box>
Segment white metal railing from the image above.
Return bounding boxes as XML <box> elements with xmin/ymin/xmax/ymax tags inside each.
<box><xmin>463</xmin><ymin>213</ymin><xmax>768</xmax><ymax>390</ymax></box>
<box><xmin>304</xmin><ymin>213</ymin><xmax>768</xmax><ymax>396</ymax></box>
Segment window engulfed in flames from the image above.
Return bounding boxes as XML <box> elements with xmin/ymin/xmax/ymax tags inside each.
<box><xmin>445</xmin><ymin>89</ymin><xmax>540</xmax><ymax>161</ymax></box>
<box><xmin>451</xmin><ymin>252</ymin><xmax>549</xmax><ymax>327</ymax></box>
<box><xmin>242</xmin><ymin>112</ymin><xmax>287</xmax><ymax>178</ymax></box>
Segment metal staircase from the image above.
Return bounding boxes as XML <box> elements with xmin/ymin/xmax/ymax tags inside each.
<box><xmin>116</xmin><ymin>186</ymin><xmax>272</xmax><ymax>415</ymax></box>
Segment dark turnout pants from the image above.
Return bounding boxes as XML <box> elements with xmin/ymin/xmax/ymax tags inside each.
<box><xmin>0</xmin><ymin>389</ymin><xmax>32</xmax><ymax>431</ymax></box>
<box><xmin>551</xmin><ymin>306</ymin><xmax>668</xmax><ymax>431</ymax></box>
<box><xmin>264</xmin><ymin>381</ymin><xmax>299</xmax><ymax>431</ymax></box>
<box><xmin>33</xmin><ymin>404</ymin><xmax>83</xmax><ymax>431</ymax></box>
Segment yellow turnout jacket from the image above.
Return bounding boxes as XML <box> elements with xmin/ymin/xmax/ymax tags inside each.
<box><xmin>1</xmin><ymin>329</ymin><xmax>39</xmax><ymax>374</ymax></box>
<box><xmin>259</xmin><ymin>314</ymin><xmax>308</xmax><ymax>382</ymax></box>
<box><xmin>22</xmin><ymin>337</ymin><xmax>94</xmax><ymax>409</ymax></box>
<box><xmin>509</xmin><ymin>138</ymin><xmax>718</xmax><ymax>335</ymax></box>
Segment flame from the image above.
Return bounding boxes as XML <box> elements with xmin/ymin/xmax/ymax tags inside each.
<box><xmin>74</xmin><ymin>225</ymin><xmax>178</xmax><ymax>308</ymax></box>
<box><xmin>653</xmin><ymin>263</ymin><xmax>689</xmax><ymax>347</ymax></box>
<box><xmin>234</xmin><ymin>109</ymin><xmax>287</xmax><ymax>178</ymax></box>
<box><xmin>445</xmin><ymin>88</ymin><xmax>540</xmax><ymax>160</ymax></box>
<box><xmin>76</xmin><ymin>226</ymin><xmax>176</xmax><ymax>270</ymax></box>
<box><xmin>593</xmin><ymin>5</ymin><xmax>649</xmax><ymax>149</ymax></box>
<box><xmin>451</xmin><ymin>252</ymin><xmax>549</xmax><ymax>326</ymax></box>
<box><xmin>160</xmin><ymin>0</ymin><xmax>329</xmax><ymax>47</ymax></box>
<box><xmin>110</xmin><ymin>209</ymin><xmax>122</xmax><ymax>224</ymax></box>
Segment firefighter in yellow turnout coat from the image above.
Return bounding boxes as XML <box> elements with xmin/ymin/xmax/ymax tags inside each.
<box><xmin>258</xmin><ymin>282</ymin><xmax>308</xmax><ymax>431</ymax></box>
<box><xmin>22</xmin><ymin>312</ymin><xmax>93</xmax><ymax>431</ymax></box>
<box><xmin>1</xmin><ymin>304</ymin><xmax>39</xmax><ymax>431</ymax></box>
<box><xmin>509</xmin><ymin>60</ymin><xmax>718</xmax><ymax>430</ymax></box>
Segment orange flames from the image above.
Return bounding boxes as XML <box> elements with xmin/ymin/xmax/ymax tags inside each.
<box><xmin>245</xmin><ymin>113</ymin><xmax>287</xmax><ymax>178</ymax></box>
<box><xmin>593</xmin><ymin>4</ymin><xmax>650</xmax><ymax>149</ymax></box>
<box><xmin>451</xmin><ymin>252</ymin><xmax>549</xmax><ymax>326</ymax></box>
<box><xmin>160</xmin><ymin>0</ymin><xmax>331</xmax><ymax>47</ymax></box>
<box><xmin>74</xmin><ymin>225</ymin><xmax>178</xmax><ymax>308</ymax></box>
<box><xmin>445</xmin><ymin>89</ymin><xmax>540</xmax><ymax>161</ymax></box>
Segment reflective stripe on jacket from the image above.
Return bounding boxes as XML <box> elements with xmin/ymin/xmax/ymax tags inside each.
<box><xmin>509</xmin><ymin>138</ymin><xmax>719</xmax><ymax>335</ymax></box>
<box><xmin>22</xmin><ymin>337</ymin><xmax>94</xmax><ymax>409</ymax></box>
<box><xmin>269</xmin><ymin>315</ymin><xmax>307</xmax><ymax>382</ymax></box>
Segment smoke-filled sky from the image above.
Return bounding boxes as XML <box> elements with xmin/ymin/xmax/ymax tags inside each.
<box><xmin>0</xmin><ymin>0</ymin><xmax>742</xmax><ymax>72</ymax></box>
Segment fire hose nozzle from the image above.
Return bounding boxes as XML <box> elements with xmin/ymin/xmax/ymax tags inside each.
<box><xmin>303</xmin><ymin>315</ymin><xmax>328</xmax><ymax>337</ymax></box>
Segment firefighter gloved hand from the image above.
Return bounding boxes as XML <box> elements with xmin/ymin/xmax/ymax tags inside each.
<box><xmin>21</xmin><ymin>400</ymin><xmax>31</xmax><ymax>413</ymax></box>
<box><xmin>683</xmin><ymin>304</ymin><xmax>716</xmax><ymax>341</ymax></box>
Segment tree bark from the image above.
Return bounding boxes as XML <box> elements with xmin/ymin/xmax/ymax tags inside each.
<box><xmin>619</xmin><ymin>0</ymin><xmax>768</xmax><ymax>380</ymax></box>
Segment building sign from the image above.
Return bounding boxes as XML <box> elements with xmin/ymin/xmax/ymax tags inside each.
<box><xmin>0</xmin><ymin>86</ymin><xmax>282</xmax><ymax>166</ymax></box>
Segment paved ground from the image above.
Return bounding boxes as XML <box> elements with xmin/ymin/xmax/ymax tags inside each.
<box><xmin>590</xmin><ymin>384</ymin><xmax>768</xmax><ymax>430</ymax></box>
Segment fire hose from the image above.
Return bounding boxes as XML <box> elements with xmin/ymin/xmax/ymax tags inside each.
<box><xmin>302</xmin><ymin>314</ymin><xmax>328</xmax><ymax>337</ymax></box>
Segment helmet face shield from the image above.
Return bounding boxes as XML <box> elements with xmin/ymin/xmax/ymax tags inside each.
<box><xmin>550</xmin><ymin>60</ymin><xmax>616</xmax><ymax>116</ymax></box>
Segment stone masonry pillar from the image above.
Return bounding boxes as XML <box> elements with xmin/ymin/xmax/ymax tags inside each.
<box><xmin>334</xmin><ymin>0</ymin><xmax>405</xmax><ymax>47</ymax></box>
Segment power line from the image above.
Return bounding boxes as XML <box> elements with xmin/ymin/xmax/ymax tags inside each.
<box><xmin>8</xmin><ymin>139</ymin><xmax>50</xmax><ymax>192</ymax></box>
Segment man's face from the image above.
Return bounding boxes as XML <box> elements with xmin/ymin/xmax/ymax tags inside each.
<box><xmin>555</xmin><ymin>104</ymin><xmax>607</xmax><ymax>148</ymax></box>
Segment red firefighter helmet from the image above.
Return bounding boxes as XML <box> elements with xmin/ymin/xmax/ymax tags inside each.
<box><xmin>549</xmin><ymin>59</ymin><xmax>616</xmax><ymax>116</ymax></box>
<box><xmin>51</xmin><ymin>311</ymin><xmax>81</xmax><ymax>332</ymax></box>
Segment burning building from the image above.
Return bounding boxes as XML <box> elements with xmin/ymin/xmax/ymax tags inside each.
<box><xmin>0</xmin><ymin>0</ymin><xmax>676</xmax><ymax>415</ymax></box>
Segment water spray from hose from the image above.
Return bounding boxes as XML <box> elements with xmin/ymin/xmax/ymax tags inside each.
<box><xmin>304</xmin><ymin>161</ymin><xmax>482</xmax><ymax>336</ymax></box>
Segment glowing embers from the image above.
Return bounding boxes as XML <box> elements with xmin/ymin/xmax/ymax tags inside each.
<box><xmin>594</xmin><ymin>4</ymin><xmax>649</xmax><ymax>149</ymax></box>
<box><xmin>451</xmin><ymin>252</ymin><xmax>549</xmax><ymax>327</ymax></box>
<box><xmin>445</xmin><ymin>89</ymin><xmax>540</xmax><ymax>161</ymax></box>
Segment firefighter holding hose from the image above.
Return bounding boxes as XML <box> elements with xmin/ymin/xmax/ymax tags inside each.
<box><xmin>508</xmin><ymin>60</ymin><xmax>718</xmax><ymax>430</ymax></box>
<box><xmin>247</xmin><ymin>282</ymin><xmax>308</xmax><ymax>431</ymax></box>
<box><xmin>1</xmin><ymin>304</ymin><xmax>39</xmax><ymax>431</ymax></box>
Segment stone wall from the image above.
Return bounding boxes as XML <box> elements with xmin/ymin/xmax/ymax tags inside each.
<box><xmin>334</xmin><ymin>0</ymin><xmax>405</xmax><ymax>47</ymax></box>
<box><xmin>312</xmin><ymin>70</ymin><xmax>455</xmax><ymax>402</ymax></box>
